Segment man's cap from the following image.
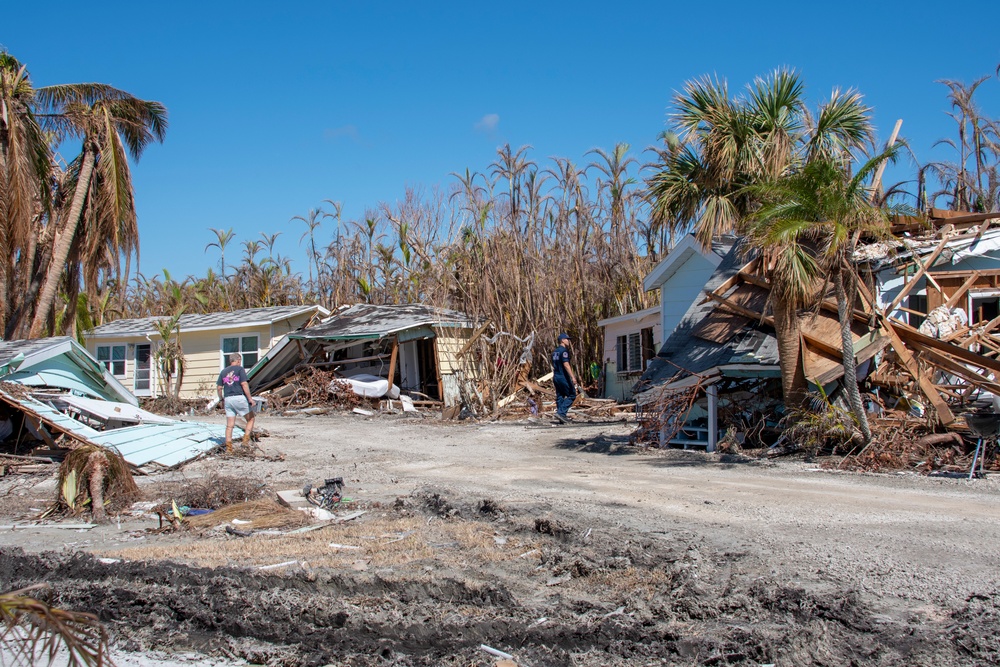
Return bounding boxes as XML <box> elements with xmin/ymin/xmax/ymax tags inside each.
<box><xmin>557</xmin><ymin>332</ymin><xmax>571</xmax><ymax>341</ymax></box>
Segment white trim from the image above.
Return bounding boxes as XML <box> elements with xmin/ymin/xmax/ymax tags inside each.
<box><xmin>96</xmin><ymin>343</ymin><xmax>128</xmax><ymax>379</ymax></box>
<box><xmin>643</xmin><ymin>234</ymin><xmax>723</xmax><ymax>292</ymax></box>
<box><xmin>597</xmin><ymin>305</ymin><xmax>661</xmax><ymax>328</ymax></box>
<box><xmin>220</xmin><ymin>333</ymin><xmax>260</xmax><ymax>370</ymax></box>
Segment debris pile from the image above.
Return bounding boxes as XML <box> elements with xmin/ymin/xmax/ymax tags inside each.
<box><xmin>633</xmin><ymin>209</ymin><xmax>1000</xmax><ymax>471</ymax></box>
<box><xmin>263</xmin><ymin>367</ymin><xmax>366</xmax><ymax>413</ymax></box>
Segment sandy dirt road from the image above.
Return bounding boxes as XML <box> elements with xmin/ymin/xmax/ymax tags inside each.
<box><xmin>1</xmin><ymin>413</ymin><xmax>998</xmax><ymax>665</ymax></box>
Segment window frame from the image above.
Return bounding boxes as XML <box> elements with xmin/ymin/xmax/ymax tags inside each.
<box><xmin>220</xmin><ymin>334</ymin><xmax>260</xmax><ymax>369</ymax></box>
<box><xmin>615</xmin><ymin>332</ymin><xmax>644</xmax><ymax>374</ymax></box>
<box><xmin>96</xmin><ymin>344</ymin><xmax>127</xmax><ymax>378</ymax></box>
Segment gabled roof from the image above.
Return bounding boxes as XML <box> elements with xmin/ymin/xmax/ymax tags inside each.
<box><xmin>635</xmin><ymin>243</ymin><xmax>780</xmax><ymax>395</ymax></box>
<box><xmin>84</xmin><ymin>305</ymin><xmax>330</xmax><ymax>339</ymax></box>
<box><xmin>643</xmin><ymin>234</ymin><xmax>731</xmax><ymax>292</ymax></box>
<box><xmin>291</xmin><ymin>304</ymin><xmax>473</xmax><ymax>340</ymax></box>
<box><xmin>597</xmin><ymin>305</ymin><xmax>661</xmax><ymax>328</ymax></box>
<box><xmin>0</xmin><ymin>337</ymin><xmax>137</xmax><ymax>405</ymax></box>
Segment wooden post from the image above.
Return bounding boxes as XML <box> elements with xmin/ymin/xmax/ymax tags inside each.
<box><xmin>870</xmin><ymin>119</ymin><xmax>902</xmax><ymax>202</ymax></box>
<box><xmin>885</xmin><ymin>233</ymin><xmax>952</xmax><ymax>316</ymax></box>
<box><xmin>386</xmin><ymin>337</ymin><xmax>399</xmax><ymax>391</ymax></box>
<box><xmin>706</xmin><ymin>384</ymin><xmax>718</xmax><ymax>453</ymax></box>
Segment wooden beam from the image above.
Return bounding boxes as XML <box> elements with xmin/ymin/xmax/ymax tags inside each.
<box><xmin>870</xmin><ymin>119</ymin><xmax>902</xmax><ymax>201</ymax></box>
<box><xmin>918</xmin><ymin>347</ymin><xmax>1000</xmax><ymax>395</ymax></box>
<box><xmin>885</xmin><ymin>234</ymin><xmax>951</xmax><ymax>316</ymax></box>
<box><xmin>940</xmin><ymin>271</ymin><xmax>979</xmax><ymax>310</ymax></box>
<box><xmin>386</xmin><ymin>337</ymin><xmax>399</xmax><ymax>389</ymax></box>
<box><xmin>890</xmin><ymin>320</ymin><xmax>1000</xmax><ymax>377</ymax></box>
<box><xmin>881</xmin><ymin>324</ymin><xmax>955</xmax><ymax>424</ymax></box>
<box><xmin>455</xmin><ymin>320</ymin><xmax>491</xmax><ymax>359</ymax></box>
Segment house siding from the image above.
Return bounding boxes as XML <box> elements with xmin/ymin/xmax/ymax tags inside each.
<box><xmin>601</xmin><ymin>313</ymin><xmax>661</xmax><ymax>401</ymax></box>
<box><xmin>660</xmin><ymin>253</ymin><xmax>718</xmax><ymax>338</ymax></box>
<box><xmin>87</xmin><ymin>310</ymin><xmax>321</xmax><ymax>399</ymax></box>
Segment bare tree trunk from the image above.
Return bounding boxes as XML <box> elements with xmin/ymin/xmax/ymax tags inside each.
<box><xmin>772</xmin><ymin>296</ymin><xmax>807</xmax><ymax>407</ymax></box>
<box><xmin>834</xmin><ymin>263</ymin><xmax>871</xmax><ymax>443</ymax></box>
<box><xmin>28</xmin><ymin>147</ymin><xmax>95</xmax><ymax>338</ymax></box>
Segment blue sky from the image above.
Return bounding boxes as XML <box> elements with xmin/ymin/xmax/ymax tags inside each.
<box><xmin>5</xmin><ymin>1</ymin><xmax>1000</xmax><ymax>280</ymax></box>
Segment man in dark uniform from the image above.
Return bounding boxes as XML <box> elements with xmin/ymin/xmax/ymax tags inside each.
<box><xmin>551</xmin><ymin>333</ymin><xmax>579</xmax><ymax>423</ymax></box>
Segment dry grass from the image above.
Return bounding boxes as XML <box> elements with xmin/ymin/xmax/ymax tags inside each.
<box><xmin>99</xmin><ymin>512</ymin><xmax>543</xmax><ymax>572</ymax></box>
<box><xmin>183</xmin><ymin>498</ymin><xmax>309</xmax><ymax>531</ymax></box>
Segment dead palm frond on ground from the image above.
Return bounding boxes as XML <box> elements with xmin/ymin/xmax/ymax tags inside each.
<box><xmin>0</xmin><ymin>583</ymin><xmax>109</xmax><ymax>667</ymax></box>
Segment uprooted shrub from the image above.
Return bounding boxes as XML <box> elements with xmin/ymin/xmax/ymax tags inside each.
<box><xmin>51</xmin><ymin>445</ymin><xmax>140</xmax><ymax>522</ymax></box>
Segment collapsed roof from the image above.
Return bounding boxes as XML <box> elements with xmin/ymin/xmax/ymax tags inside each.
<box><xmin>0</xmin><ymin>337</ymin><xmax>136</xmax><ymax>405</ymax></box>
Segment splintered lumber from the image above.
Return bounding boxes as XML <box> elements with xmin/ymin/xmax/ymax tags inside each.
<box><xmin>943</xmin><ymin>271</ymin><xmax>982</xmax><ymax>310</ymax></box>
<box><xmin>455</xmin><ymin>321</ymin><xmax>491</xmax><ymax>359</ymax></box>
<box><xmin>881</xmin><ymin>323</ymin><xmax>955</xmax><ymax>424</ymax></box>
<box><xmin>885</xmin><ymin>234</ymin><xmax>951</xmax><ymax>316</ymax></box>
<box><xmin>919</xmin><ymin>347</ymin><xmax>1000</xmax><ymax>394</ymax></box>
<box><xmin>891</xmin><ymin>320</ymin><xmax>1000</xmax><ymax>376</ymax></box>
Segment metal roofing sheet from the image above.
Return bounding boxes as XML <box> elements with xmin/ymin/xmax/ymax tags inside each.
<box><xmin>0</xmin><ymin>387</ymin><xmax>230</xmax><ymax>468</ymax></box>
<box><xmin>292</xmin><ymin>304</ymin><xmax>473</xmax><ymax>340</ymax></box>
<box><xmin>86</xmin><ymin>305</ymin><xmax>324</xmax><ymax>337</ymax></box>
<box><xmin>90</xmin><ymin>422</ymin><xmax>232</xmax><ymax>468</ymax></box>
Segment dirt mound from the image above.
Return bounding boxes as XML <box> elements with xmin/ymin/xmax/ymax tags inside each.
<box><xmin>2</xmin><ymin>487</ymin><xmax>995</xmax><ymax>667</ymax></box>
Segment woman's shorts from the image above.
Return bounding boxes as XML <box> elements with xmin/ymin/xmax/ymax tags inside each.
<box><xmin>224</xmin><ymin>395</ymin><xmax>252</xmax><ymax>417</ymax></box>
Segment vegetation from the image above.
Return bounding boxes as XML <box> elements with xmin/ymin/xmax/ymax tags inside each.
<box><xmin>0</xmin><ymin>584</ymin><xmax>109</xmax><ymax>666</ymax></box>
<box><xmin>3</xmin><ymin>49</ymin><xmax>999</xmax><ymax>398</ymax></box>
<box><xmin>0</xmin><ymin>50</ymin><xmax>167</xmax><ymax>341</ymax></box>
<box><xmin>646</xmin><ymin>69</ymin><xmax>876</xmax><ymax>404</ymax></box>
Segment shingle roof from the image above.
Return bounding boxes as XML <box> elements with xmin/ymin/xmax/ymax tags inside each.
<box><xmin>636</xmin><ymin>242</ymin><xmax>778</xmax><ymax>391</ymax></box>
<box><xmin>0</xmin><ymin>337</ymin><xmax>74</xmax><ymax>367</ymax></box>
<box><xmin>85</xmin><ymin>305</ymin><xmax>326</xmax><ymax>338</ymax></box>
<box><xmin>292</xmin><ymin>304</ymin><xmax>473</xmax><ymax>340</ymax></box>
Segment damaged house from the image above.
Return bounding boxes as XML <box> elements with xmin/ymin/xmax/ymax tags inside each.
<box><xmin>0</xmin><ymin>338</ymin><xmax>232</xmax><ymax>469</ymax></box>
<box><xmin>248</xmin><ymin>304</ymin><xmax>479</xmax><ymax>408</ymax></box>
<box><xmin>84</xmin><ymin>305</ymin><xmax>328</xmax><ymax>399</ymax></box>
<box><xmin>634</xmin><ymin>209</ymin><xmax>1000</xmax><ymax>452</ymax></box>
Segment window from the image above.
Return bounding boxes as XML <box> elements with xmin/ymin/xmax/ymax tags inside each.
<box><xmin>970</xmin><ymin>292</ymin><xmax>1000</xmax><ymax>325</ymax></box>
<box><xmin>222</xmin><ymin>335</ymin><xmax>259</xmax><ymax>368</ymax></box>
<box><xmin>616</xmin><ymin>333</ymin><xmax>643</xmax><ymax>373</ymax></box>
<box><xmin>96</xmin><ymin>344</ymin><xmax>126</xmax><ymax>377</ymax></box>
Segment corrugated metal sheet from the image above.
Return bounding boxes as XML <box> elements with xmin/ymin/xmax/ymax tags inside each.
<box><xmin>90</xmin><ymin>422</ymin><xmax>231</xmax><ymax>467</ymax></box>
<box><xmin>293</xmin><ymin>304</ymin><xmax>473</xmax><ymax>340</ymax></box>
<box><xmin>0</xmin><ymin>387</ymin><xmax>232</xmax><ymax>468</ymax></box>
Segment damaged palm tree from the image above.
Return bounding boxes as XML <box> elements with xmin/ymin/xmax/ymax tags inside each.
<box><xmin>0</xmin><ymin>583</ymin><xmax>109</xmax><ymax>666</ymax></box>
<box><xmin>51</xmin><ymin>444</ymin><xmax>139</xmax><ymax>523</ymax></box>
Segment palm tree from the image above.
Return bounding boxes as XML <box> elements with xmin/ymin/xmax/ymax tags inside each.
<box><xmin>0</xmin><ymin>51</ymin><xmax>52</xmax><ymax>335</ymax></box>
<box><xmin>748</xmin><ymin>149</ymin><xmax>901</xmax><ymax>442</ymax></box>
<box><xmin>646</xmin><ymin>69</ymin><xmax>874</xmax><ymax>404</ymax></box>
<box><xmin>28</xmin><ymin>83</ymin><xmax>167</xmax><ymax>338</ymax></box>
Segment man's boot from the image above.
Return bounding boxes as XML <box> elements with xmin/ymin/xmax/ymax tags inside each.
<box><xmin>225</xmin><ymin>440</ymin><xmax>233</xmax><ymax>454</ymax></box>
<box><xmin>241</xmin><ymin>430</ymin><xmax>252</xmax><ymax>447</ymax></box>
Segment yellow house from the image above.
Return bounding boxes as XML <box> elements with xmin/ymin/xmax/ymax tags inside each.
<box><xmin>84</xmin><ymin>305</ymin><xmax>329</xmax><ymax>399</ymax></box>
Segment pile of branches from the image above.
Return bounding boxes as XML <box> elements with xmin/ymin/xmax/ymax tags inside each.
<box><xmin>47</xmin><ymin>444</ymin><xmax>140</xmax><ymax>522</ymax></box>
<box><xmin>153</xmin><ymin>472</ymin><xmax>268</xmax><ymax>510</ymax></box>
<box><xmin>833</xmin><ymin>414</ymin><xmax>998</xmax><ymax>474</ymax></box>
<box><xmin>630</xmin><ymin>383</ymin><xmax>702</xmax><ymax>447</ymax></box>
<box><xmin>266</xmin><ymin>367</ymin><xmax>365</xmax><ymax>410</ymax></box>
